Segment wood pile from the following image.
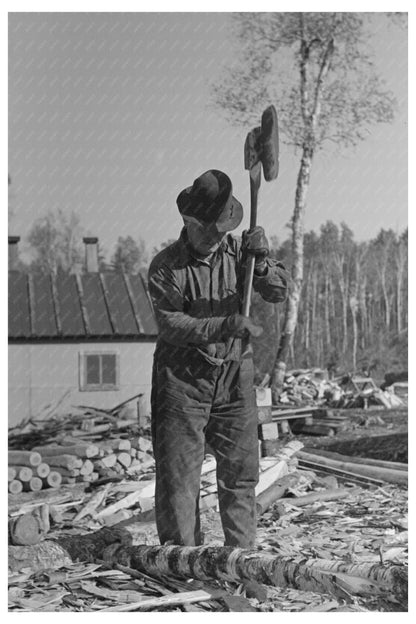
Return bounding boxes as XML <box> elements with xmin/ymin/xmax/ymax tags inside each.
<box><xmin>273</xmin><ymin>368</ymin><xmax>406</xmax><ymax>410</ymax></box>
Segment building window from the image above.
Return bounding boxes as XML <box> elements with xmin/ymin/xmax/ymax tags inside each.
<box><xmin>80</xmin><ymin>351</ymin><xmax>119</xmax><ymax>391</ymax></box>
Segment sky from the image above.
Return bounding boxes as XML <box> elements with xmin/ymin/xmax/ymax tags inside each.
<box><xmin>8</xmin><ymin>11</ymin><xmax>408</xmax><ymax>263</ymax></box>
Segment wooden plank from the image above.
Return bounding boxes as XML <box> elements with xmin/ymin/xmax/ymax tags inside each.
<box><xmin>97</xmin><ymin>589</ymin><xmax>226</xmax><ymax>612</ymax></box>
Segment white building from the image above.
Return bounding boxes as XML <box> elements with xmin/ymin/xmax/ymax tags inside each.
<box><xmin>8</xmin><ymin>237</ymin><xmax>157</xmax><ymax>426</ymax></box>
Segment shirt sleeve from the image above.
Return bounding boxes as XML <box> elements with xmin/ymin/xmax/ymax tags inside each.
<box><xmin>252</xmin><ymin>258</ymin><xmax>289</xmax><ymax>303</ymax></box>
<box><xmin>148</xmin><ymin>261</ymin><xmax>226</xmax><ymax>347</ymax></box>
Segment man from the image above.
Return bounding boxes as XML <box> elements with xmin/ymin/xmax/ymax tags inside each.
<box><xmin>148</xmin><ymin>169</ymin><xmax>288</xmax><ymax>549</ymax></box>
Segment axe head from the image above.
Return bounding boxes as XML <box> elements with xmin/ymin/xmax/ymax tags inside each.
<box><xmin>244</xmin><ymin>126</ymin><xmax>262</xmax><ymax>171</ymax></box>
<box><xmin>260</xmin><ymin>105</ymin><xmax>279</xmax><ymax>181</ymax></box>
<box><xmin>244</xmin><ymin>105</ymin><xmax>279</xmax><ymax>181</ymax></box>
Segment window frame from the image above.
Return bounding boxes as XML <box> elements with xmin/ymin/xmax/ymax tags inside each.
<box><xmin>79</xmin><ymin>350</ymin><xmax>120</xmax><ymax>391</ymax></box>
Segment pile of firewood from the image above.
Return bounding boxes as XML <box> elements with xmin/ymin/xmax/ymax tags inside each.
<box><xmin>8</xmin><ymin>436</ymin><xmax>154</xmax><ymax>494</ymax></box>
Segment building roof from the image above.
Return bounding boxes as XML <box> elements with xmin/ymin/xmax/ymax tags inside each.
<box><xmin>8</xmin><ymin>270</ymin><xmax>158</xmax><ymax>340</ymax></box>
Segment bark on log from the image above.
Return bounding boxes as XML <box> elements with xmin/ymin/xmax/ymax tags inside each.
<box><xmin>8</xmin><ymin>527</ymin><xmax>407</xmax><ymax>604</ymax></box>
<box><xmin>298</xmin><ymin>451</ymin><xmax>408</xmax><ymax>485</ymax></box>
<box><xmin>42</xmin><ymin>455</ymin><xmax>83</xmax><ymax>470</ymax></box>
<box><xmin>278</xmin><ymin>487</ymin><xmax>361</xmax><ymax>507</ymax></box>
<box><xmin>8</xmin><ymin>451</ymin><xmax>41</xmax><ymax>467</ymax></box>
<box><xmin>32</xmin><ymin>444</ymin><xmax>99</xmax><ymax>458</ymax></box>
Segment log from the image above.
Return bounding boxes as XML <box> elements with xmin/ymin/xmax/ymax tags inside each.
<box><xmin>255</xmin><ymin>472</ymin><xmax>306</xmax><ymax>515</ymax></box>
<box><xmin>8</xmin><ymin>530</ymin><xmax>407</xmax><ymax>604</ymax></box>
<box><xmin>8</xmin><ymin>450</ymin><xmax>42</xmax><ymax>467</ymax></box>
<box><xmin>303</xmin><ymin>447</ymin><xmax>408</xmax><ymax>471</ymax></box>
<box><xmin>42</xmin><ymin>471</ymin><xmax>62</xmax><ymax>489</ymax></box>
<box><xmin>298</xmin><ymin>451</ymin><xmax>408</xmax><ymax>485</ymax></box>
<box><xmin>35</xmin><ymin>463</ymin><xmax>51</xmax><ymax>478</ymax></box>
<box><xmin>278</xmin><ymin>487</ymin><xmax>361</xmax><ymax>507</ymax></box>
<box><xmin>10</xmin><ymin>466</ymin><xmax>33</xmax><ymax>482</ymax></box>
<box><xmin>41</xmin><ymin>454</ymin><xmax>83</xmax><ymax>470</ymax></box>
<box><xmin>32</xmin><ymin>444</ymin><xmax>99</xmax><ymax>458</ymax></box>
<box><xmin>100</xmin><ymin>439</ymin><xmax>131</xmax><ymax>453</ymax></box>
<box><xmin>23</xmin><ymin>477</ymin><xmax>43</xmax><ymax>492</ymax></box>
<box><xmin>8</xmin><ymin>480</ymin><xmax>23</xmax><ymax>494</ymax></box>
<box><xmin>94</xmin><ymin>454</ymin><xmax>117</xmax><ymax>470</ymax></box>
<box><xmin>8</xmin><ymin>505</ymin><xmax>50</xmax><ymax>546</ymax></box>
<box><xmin>8</xmin><ymin>467</ymin><xmax>17</xmax><ymax>481</ymax></box>
<box><xmin>80</xmin><ymin>459</ymin><xmax>94</xmax><ymax>476</ymax></box>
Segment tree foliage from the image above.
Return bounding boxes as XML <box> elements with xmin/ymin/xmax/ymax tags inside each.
<box><xmin>111</xmin><ymin>235</ymin><xmax>148</xmax><ymax>274</ymax></box>
<box><xmin>27</xmin><ymin>209</ymin><xmax>85</xmax><ymax>274</ymax></box>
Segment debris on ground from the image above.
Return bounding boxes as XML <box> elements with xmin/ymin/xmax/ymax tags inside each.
<box><xmin>8</xmin><ymin>405</ymin><xmax>408</xmax><ymax>612</ymax></box>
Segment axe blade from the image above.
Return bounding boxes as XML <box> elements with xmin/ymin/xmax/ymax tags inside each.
<box><xmin>261</xmin><ymin>105</ymin><xmax>279</xmax><ymax>181</ymax></box>
<box><xmin>244</xmin><ymin>126</ymin><xmax>262</xmax><ymax>171</ymax></box>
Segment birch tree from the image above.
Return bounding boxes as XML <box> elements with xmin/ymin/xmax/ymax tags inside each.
<box><xmin>212</xmin><ymin>12</ymin><xmax>399</xmax><ymax>401</ymax></box>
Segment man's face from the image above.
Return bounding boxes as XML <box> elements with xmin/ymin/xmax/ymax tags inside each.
<box><xmin>185</xmin><ymin>219</ymin><xmax>226</xmax><ymax>256</ymax></box>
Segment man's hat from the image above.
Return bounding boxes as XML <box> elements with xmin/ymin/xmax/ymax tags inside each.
<box><xmin>176</xmin><ymin>170</ymin><xmax>243</xmax><ymax>232</ymax></box>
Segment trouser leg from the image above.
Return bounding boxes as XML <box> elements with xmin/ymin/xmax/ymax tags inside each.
<box><xmin>151</xmin><ymin>361</ymin><xmax>211</xmax><ymax>546</ymax></box>
<box><xmin>206</xmin><ymin>359</ymin><xmax>259</xmax><ymax>548</ymax></box>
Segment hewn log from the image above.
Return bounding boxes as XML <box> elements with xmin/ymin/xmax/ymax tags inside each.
<box><xmin>8</xmin><ymin>529</ymin><xmax>407</xmax><ymax>604</ymax></box>
<box><xmin>298</xmin><ymin>451</ymin><xmax>408</xmax><ymax>485</ymax></box>
<box><xmin>117</xmin><ymin>452</ymin><xmax>132</xmax><ymax>469</ymax></box>
<box><xmin>8</xmin><ymin>451</ymin><xmax>41</xmax><ymax>467</ymax></box>
<box><xmin>304</xmin><ymin>448</ymin><xmax>408</xmax><ymax>471</ymax></box>
<box><xmin>8</xmin><ymin>467</ymin><xmax>17</xmax><ymax>482</ymax></box>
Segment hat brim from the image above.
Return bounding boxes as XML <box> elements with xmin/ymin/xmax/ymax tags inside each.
<box><xmin>177</xmin><ymin>187</ymin><xmax>243</xmax><ymax>232</ymax></box>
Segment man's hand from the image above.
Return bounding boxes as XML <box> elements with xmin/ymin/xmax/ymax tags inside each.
<box><xmin>222</xmin><ymin>314</ymin><xmax>263</xmax><ymax>339</ymax></box>
<box><xmin>242</xmin><ymin>226</ymin><xmax>269</xmax><ymax>263</ymax></box>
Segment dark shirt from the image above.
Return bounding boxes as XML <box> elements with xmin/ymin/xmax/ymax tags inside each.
<box><xmin>148</xmin><ymin>228</ymin><xmax>288</xmax><ymax>366</ymax></box>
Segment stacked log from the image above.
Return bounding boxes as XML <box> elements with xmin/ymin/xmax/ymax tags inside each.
<box><xmin>8</xmin><ymin>437</ymin><xmax>155</xmax><ymax>493</ymax></box>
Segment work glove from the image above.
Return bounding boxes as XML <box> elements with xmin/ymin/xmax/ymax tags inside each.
<box><xmin>222</xmin><ymin>314</ymin><xmax>263</xmax><ymax>339</ymax></box>
<box><xmin>242</xmin><ymin>226</ymin><xmax>269</xmax><ymax>266</ymax></box>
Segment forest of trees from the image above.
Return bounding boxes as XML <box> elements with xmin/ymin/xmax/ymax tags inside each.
<box><xmin>12</xmin><ymin>209</ymin><xmax>408</xmax><ymax>380</ymax></box>
<box><xmin>251</xmin><ymin>223</ymin><xmax>408</xmax><ymax>381</ymax></box>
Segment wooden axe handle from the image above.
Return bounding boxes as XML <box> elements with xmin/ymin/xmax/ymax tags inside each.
<box><xmin>242</xmin><ymin>162</ymin><xmax>261</xmax><ymax>317</ymax></box>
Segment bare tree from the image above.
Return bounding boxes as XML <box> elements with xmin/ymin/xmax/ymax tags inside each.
<box><xmin>27</xmin><ymin>209</ymin><xmax>84</xmax><ymax>274</ymax></box>
<box><xmin>212</xmin><ymin>12</ymin><xmax>400</xmax><ymax>401</ymax></box>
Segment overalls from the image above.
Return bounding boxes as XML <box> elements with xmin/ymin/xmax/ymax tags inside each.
<box><xmin>148</xmin><ymin>229</ymin><xmax>288</xmax><ymax>547</ymax></box>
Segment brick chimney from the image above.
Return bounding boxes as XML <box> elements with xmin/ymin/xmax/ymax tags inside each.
<box><xmin>83</xmin><ymin>237</ymin><xmax>99</xmax><ymax>273</ymax></box>
<box><xmin>8</xmin><ymin>236</ymin><xmax>20</xmax><ymax>271</ymax></box>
